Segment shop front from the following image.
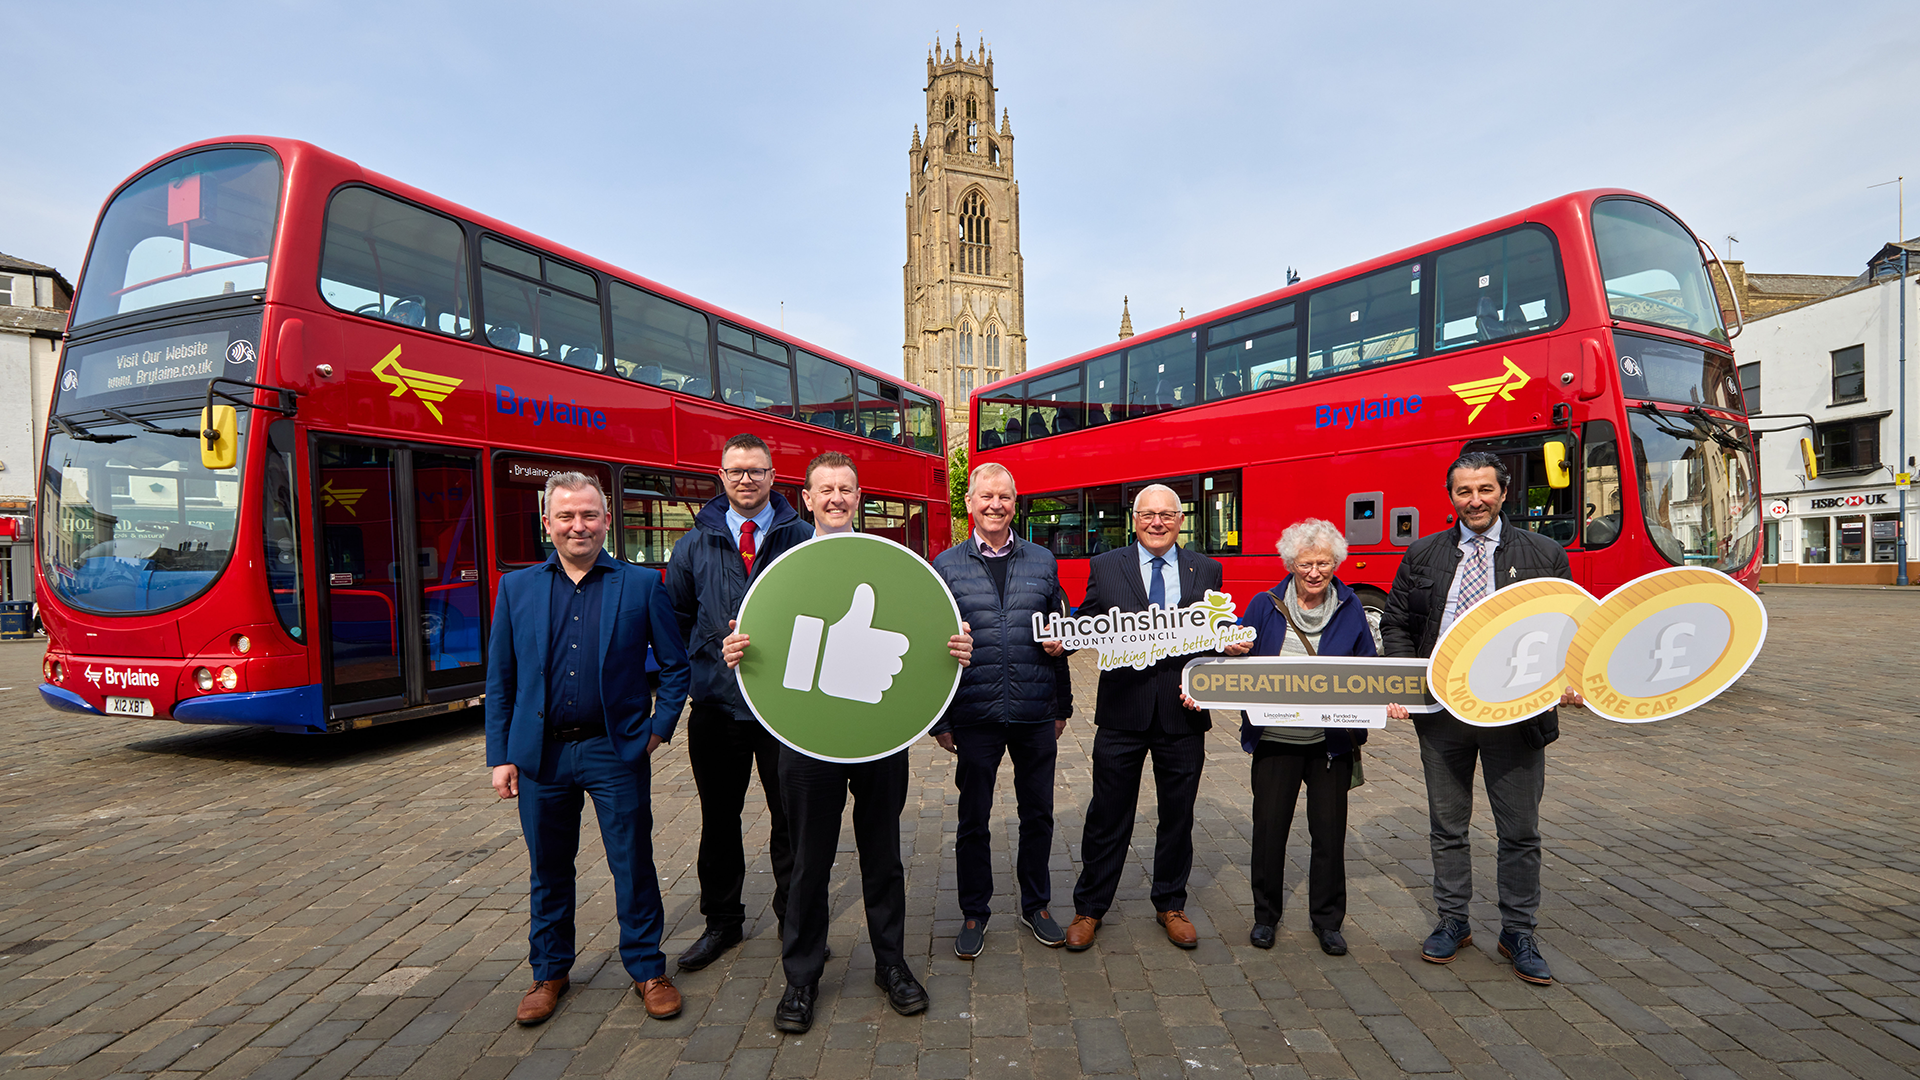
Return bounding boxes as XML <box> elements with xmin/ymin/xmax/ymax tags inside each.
<box><xmin>1759</xmin><ymin>489</ymin><xmax>1918</xmax><ymax>584</ymax></box>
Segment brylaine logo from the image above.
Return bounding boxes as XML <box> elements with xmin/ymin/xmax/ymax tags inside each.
<box><xmin>322</xmin><ymin>479</ymin><xmax>367</xmax><ymax>517</ymax></box>
<box><xmin>84</xmin><ymin>666</ymin><xmax>160</xmax><ymax>690</ymax></box>
<box><xmin>373</xmin><ymin>345</ymin><xmax>462</xmax><ymax>423</ymax></box>
<box><xmin>1448</xmin><ymin>356</ymin><xmax>1531</xmax><ymax>423</ymax></box>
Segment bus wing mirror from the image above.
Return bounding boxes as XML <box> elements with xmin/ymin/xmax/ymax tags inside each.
<box><xmin>1542</xmin><ymin>440</ymin><xmax>1571</xmax><ymax>489</ymax></box>
<box><xmin>201</xmin><ymin>405</ymin><xmax>237</xmax><ymax>470</ymax></box>
<box><xmin>1799</xmin><ymin>436</ymin><xmax>1818</xmax><ymax>481</ymax></box>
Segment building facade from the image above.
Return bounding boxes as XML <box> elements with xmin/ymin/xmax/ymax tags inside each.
<box><xmin>1742</xmin><ymin>241</ymin><xmax>1917</xmax><ymax>584</ymax></box>
<box><xmin>0</xmin><ymin>252</ymin><xmax>70</xmax><ymax>604</ymax></box>
<box><xmin>902</xmin><ymin>35</ymin><xmax>1027</xmax><ymax>447</ymax></box>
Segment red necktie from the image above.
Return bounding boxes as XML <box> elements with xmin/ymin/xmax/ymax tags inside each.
<box><xmin>740</xmin><ymin>520</ymin><xmax>757</xmax><ymax>576</ymax></box>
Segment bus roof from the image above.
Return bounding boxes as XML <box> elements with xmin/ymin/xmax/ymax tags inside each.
<box><xmin>95</xmin><ymin>135</ymin><xmax>936</xmax><ymax>406</ymax></box>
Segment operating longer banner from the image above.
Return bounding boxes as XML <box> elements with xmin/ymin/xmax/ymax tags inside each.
<box><xmin>1182</xmin><ymin>656</ymin><xmax>1441</xmax><ymax>728</ymax></box>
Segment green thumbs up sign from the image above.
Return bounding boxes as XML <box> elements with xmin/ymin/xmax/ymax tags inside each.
<box><xmin>735</xmin><ymin>533</ymin><xmax>962</xmax><ymax>762</ymax></box>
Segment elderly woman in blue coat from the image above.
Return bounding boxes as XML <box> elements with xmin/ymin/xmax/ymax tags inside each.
<box><xmin>1236</xmin><ymin>518</ymin><xmax>1377</xmax><ymax>955</ymax></box>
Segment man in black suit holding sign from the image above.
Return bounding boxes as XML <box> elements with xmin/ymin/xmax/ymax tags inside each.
<box><xmin>1064</xmin><ymin>484</ymin><xmax>1238</xmax><ymax>952</ymax></box>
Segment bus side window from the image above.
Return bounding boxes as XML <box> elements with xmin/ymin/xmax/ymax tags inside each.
<box><xmin>1582</xmin><ymin>420</ymin><xmax>1621</xmax><ymax>548</ymax></box>
<box><xmin>1307</xmin><ymin>264</ymin><xmax>1419</xmax><ymax>377</ymax></box>
<box><xmin>320</xmin><ymin>187</ymin><xmax>474</xmax><ymax>338</ymax></box>
<box><xmin>612</xmin><ymin>282</ymin><xmax>713</xmax><ymax>393</ymax></box>
<box><xmin>1432</xmin><ymin>226</ymin><xmax>1566</xmax><ymax>351</ymax></box>
<box><xmin>262</xmin><ymin>420</ymin><xmax>303</xmax><ymax>640</ymax></box>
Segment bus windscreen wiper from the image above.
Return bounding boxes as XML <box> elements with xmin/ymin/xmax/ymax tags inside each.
<box><xmin>1683</xmin><ymin>407</ymin><xmax>1752</xmax><ymax>453</ymax></box>
<box><xmin>50</xmin><ymin>414</ymin><xmax>133</xmax><ymax>444</ymax></box>
<box><xmin>102</xmin><ymin>407</ymin><xmax>199</xmax><ymax>439</ymax></box>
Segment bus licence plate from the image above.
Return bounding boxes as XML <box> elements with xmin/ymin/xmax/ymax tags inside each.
<box><xmin>106</xmin><ymin>696</ymin><xmax>154</xmax><ymax>717</ymax></box>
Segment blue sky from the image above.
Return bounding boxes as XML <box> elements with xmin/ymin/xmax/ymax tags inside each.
<box><xmin>6</xmin><ymin>1</ymin><xmax>1916</xmax><ymax>382</ymax></box>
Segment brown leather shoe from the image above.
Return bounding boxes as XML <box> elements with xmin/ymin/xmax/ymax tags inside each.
<box><xmin>515</xmin><ymin>977</ymin><xmax>569</xmax><ymax>1025</ymax></box>
<box><xmin>1064</xmin><ymin>915</ymin><xmax>1100</xmax><ymax>951</ymax></box>
<box><xmin>635</xmin><ymin>975</ymin><xmax>683</xmax><ymax>1020</ymax></box>
<box><xmin>1158</xmin><ymin>910</ymin><xmax>1199</xmax><ymax>949</ymax></box>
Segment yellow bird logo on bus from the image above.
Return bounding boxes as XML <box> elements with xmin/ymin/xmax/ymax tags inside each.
<box><xmin>1448</xmin><ymin>356</ymin><xmax>1531</xmax><ymax>423</ymax></box>
<box><xmin>321</xmin><ymin>480</ymin><xmax>366</xmax><ymax>518</ymax></box>
<box><xmin>372</xmin><ymin>345</ymin><xmax>462</xmax><ymax>423</ymax></box>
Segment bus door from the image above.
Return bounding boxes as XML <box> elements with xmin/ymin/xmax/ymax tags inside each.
<box><xmin>314</xmin><ymin>439</ymin><xmax>485</xmax><ymax>716</ymax></box>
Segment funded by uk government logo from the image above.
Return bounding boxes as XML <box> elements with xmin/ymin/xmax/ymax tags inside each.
<box><xmin>734</xmin><ymin>533</ymin><xmax>962</xmax><ymax>762</ymax></box>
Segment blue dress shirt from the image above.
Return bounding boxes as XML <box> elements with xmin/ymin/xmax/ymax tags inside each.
<box><xmin>545</xmin><ymin>551</ymin><xmax>614</xmax><ymax>732</ymax></box>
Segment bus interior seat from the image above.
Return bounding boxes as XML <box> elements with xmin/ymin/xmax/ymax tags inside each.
<box><xmin>1054</xmin><ymin>409</ymin><xmax>1079</xmax><ymax>434</ymax></box>
<box><xmin>681</xmin><ymin>377</ymin><xmax>710</xmax><ymax>397</ymax></box>
<box><xmin>636</xmin><ymin>363</ymin><xmax>664</xmax><ymax>385</ymax></box>
<box><xmin>1219</xmin><ymin>372</ymin><xmax>1243</xmax><ymax>397</ymax></box>
<box><xmin>1004</xmin><ymin>417</ymin><xmax>1024</xmax><ymax>441</ymax></box>
<box><xmin>1476</xmin><ymin>297</ymin><xmax>1514</xmax><ymax>341</ymax></box>
<box><xmin>562</xmin><ymin>342</ymin><xmax>601</xmax><ymax>370</ymax></box>
<box><xmin>1085</xmin><ymin>405</ymin><xmax>1107</xmax><ymax>427</ymax></box>
<box><xmin>1028</xmin><ymin>414</ymin><xmax>1050</xmax><ymax>437</ymax></box>
<box><xmin>485</xmin><ymin>322</ymin><xmax>521</xmax><ymax>350</ymax></box>
<box><xmin>981</xmin><ymin>430</ymin><xmax>1003</xmax><ymax>448</ymax></box>
<box><xmin>1584</xmin><ymin>514</ymin><xmax>1621</xmax><ymax>547</ymax></box>
<box><xmin>387</xmin><ymin>296</ymin><xmax>427</xmax><ymax>328</ymax></box>
<box><xmin>871</xmin><ymin>425</ymin><xmax>894</xmax><ymax>441</ymax></box>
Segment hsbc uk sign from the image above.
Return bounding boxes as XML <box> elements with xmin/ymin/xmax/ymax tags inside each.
<box><xmin>1808</xmin><ymin>493</ymin><xmax>1890</xmax><ymax>510</ymax></box>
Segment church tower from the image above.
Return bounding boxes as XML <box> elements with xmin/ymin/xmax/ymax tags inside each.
<box><xmin>903</xmin><ymin>34</ymin><xmax>1027</xmax><ymax>448</ymax></box>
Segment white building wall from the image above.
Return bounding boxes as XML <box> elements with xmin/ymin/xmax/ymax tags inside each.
<box><xmin>1741</xmin><ymin>269</ymin><xmax>1919</xmax><ymax>581</ymax></box>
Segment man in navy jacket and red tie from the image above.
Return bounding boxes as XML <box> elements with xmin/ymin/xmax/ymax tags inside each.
<box><xmin>486</xmin><ymin>471</ymin><xmax>690</xmax><ymax>1026</ymax></box>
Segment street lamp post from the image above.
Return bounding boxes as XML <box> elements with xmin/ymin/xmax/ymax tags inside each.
<box><xmin>1899</xmin><ymin>246</ymin><xmax>1909</xmax><ymax>586</ymax></box>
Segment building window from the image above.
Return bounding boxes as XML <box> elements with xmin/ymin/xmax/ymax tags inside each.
<box><xmin>1738</xmin><ymin>361</ymin><xmax>1760</xmax><ymax>414</ymax></box>
<box><xmin>1803</xmin><ymin>517</ymin><xmax>1829</xmax><ymax>564</ymax></box>
<box><xmin>1832</xmin><ymin>344</ymin><xmax>1865</xmax><ymax>404</ymax></box>
<box><xmin>989</xmin><ymin>142</ymin><xmax>1000</xmax><ymax>166</ymax></box>
<box><xmin>1815</xmin><ymin>416</ymin><xmax>1880</xmax><ymax>474</ymax></box>
<box><xmin>0</xmin><ymin>275</ymin><xmax>13</xmax><ymax>307</ymax></box>
<box><xmin>960</xmin><ymin>366</ymin><xmax>974</xmax><ymax>398</ymax></box>
<box><xmin>986</xmin><ymin>325</ymin><xmax>1001</xmax><ymax>375</ymax></box>
<box><xmin>966</xmin><ymin>97</ymin><xmax>977</xmax><ymax>120</ymax></box>
<box><xmin>944</xmin><ymin>96</ymin><xmax>954</xmax><ymax>120</ymax></box>
<box><xmin>1762</xmin><ymin>520</ymin><xmax>1778</xmax><ymax>564</ymax></box>
<box><xmin>959</xmin><ymin>322</ymin><xmax>974</xmax><ymax>367</ymax></box>
<box><xmin>959</xmin><ymin>191</ymin><xmax>991</xmax><ymax>275</ymax></box>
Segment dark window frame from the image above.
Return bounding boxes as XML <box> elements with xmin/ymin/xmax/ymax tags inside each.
<box><xmin>317</xmin><ymin>183</ymin><xmax>475</xmax><ymax>340</ymax></box>
<box><xmin>1831</xmin><ymin>344</ymin><xmax>1866</xmax><ymax>405</ymax></box>
<box><xmin>1814</xmin><ymin>413</ymin><xmax>1884</xmax><ymax>475</ymax></box>
<box><xmin>476</xmin><ymin>232</ymin><xmax>606</xmax><ymax>371</ymax></box>
<box><xmin>1737</xmin><ymin>361</ymin><xmax>1760</xmax><ymax>415</ymax></box>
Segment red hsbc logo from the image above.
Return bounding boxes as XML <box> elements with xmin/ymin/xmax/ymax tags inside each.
<box><xmin>1807</xmin><ymin>493</ymin><xmax>1889</xmax><ymax>510</ymax></box>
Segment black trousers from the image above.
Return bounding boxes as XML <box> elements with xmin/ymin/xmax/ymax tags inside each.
<box><xmin>1249</xmin><ymin>741</ymin><xmax>1351</xmax><ymax>931</ymax></box>
<box><xmin>778</xmin><ymin>745</ymin><xmax>909</xmax><ymax>988</ymax></box>
<box><xmin>1072</xmin><ymin>725</ymin><xmax>1206</xmax><ymax>918</ymax></box>
<box><xmin>686</xmin><ymin>705</ymin><xmax>792</xmax><ymax>933</ymax></box>
<box><xmin>953</xmin><ymin>721</ymin><xmax>1058</xmax><ymax>920</ymax></box>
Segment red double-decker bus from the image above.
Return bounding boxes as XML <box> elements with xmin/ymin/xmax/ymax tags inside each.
<box><xmin>37</xmin><ymin>136</ymin><xmax>951</xmax><ymax>733</ymax></box>
<box><xmin>972</xmin><ymin>190</ymin><xmax>1759</xmax><ymax>610</ymax></box>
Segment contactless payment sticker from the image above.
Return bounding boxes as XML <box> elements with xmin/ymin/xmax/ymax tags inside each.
<box><xmin>1564</xmin><ymin>566</ymin><xmax>1765</xmax><ymax>724</ymax></box>
<box><xmin>1428</xmin><ymin>578</ymin><xmax>1598</xmax><ymax>726</ymax></box>
<box><xmin>734</xmin><ymin>533</ymin><xmax>962</xmax><ymax>762</ymax></box>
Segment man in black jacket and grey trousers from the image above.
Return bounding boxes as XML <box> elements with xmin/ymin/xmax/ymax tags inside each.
<box><xmin>665</xmin><ymin>433</ymin><xmax>816</xmax><ymax>971</ymax></box>
<box><xmin>931</xmin><ymin>462</ymin><xmax>1074</xmax><ymax>957</ymax></box>
<box><xmin>1382</xmin><ymin>451</ymin><xmax>1582</xmax><ymax>986</ymax></box>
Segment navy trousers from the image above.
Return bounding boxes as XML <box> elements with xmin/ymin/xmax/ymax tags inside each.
<box><xmin>518</xmin><ymin>735</ymin><xmax>666</xmax><ymax>981</ymax></box>
<box><xmin>952</xmin><ymin>721</ymin><xmax>1058</xmax><ymax>920</ymax></box>
<box><xmin>1072</xmin><ymin>725</ymin><xmax>1206</xmax><ymax>918</ymax></box>
<box><xmin>778</xmin><ymin>745</ymin><xmax>908</xmax><ymax>989</ymax></box>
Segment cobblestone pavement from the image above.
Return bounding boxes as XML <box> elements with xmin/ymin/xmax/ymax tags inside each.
<box><xmin>1</xmin><ymin>585</ymin><xmax>1918</xmax><ymax>1080</ymax></box>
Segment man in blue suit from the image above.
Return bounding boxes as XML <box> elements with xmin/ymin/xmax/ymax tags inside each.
<box><xmin>486</xmin><ymin>471</ymin><xmax>691</xmax><ymax>1026</ymax></box>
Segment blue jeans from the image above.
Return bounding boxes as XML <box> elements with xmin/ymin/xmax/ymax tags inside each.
<box><xmin>518</xmin><ymin>735</ymin><xmax>666</xmax><ymax>981</ymax></box>
<box><xmin>1414</xmin><ymin>711</ymin><xmax>1546</xmax><ymax>933</ymax></box>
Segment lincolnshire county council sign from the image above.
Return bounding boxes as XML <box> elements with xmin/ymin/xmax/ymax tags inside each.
<box><xmin>1030</xmin><ymin>590</ymin><xmax>1256</xmax><ymax>671</ymax></box>
<box><xmin>733</xmin><ymin>533</ymin><xmax>962</xmax><ymax>763</ymax></box>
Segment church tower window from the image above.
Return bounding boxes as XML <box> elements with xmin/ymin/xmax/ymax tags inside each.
<box><xmin>944</xmin><ymin>95</ymin><xmax>955</xmax><ymax>120</ymax></box>
<box><xmin>959</xmin><ymin>191</ymin><xmax>990</xmax><ymax>276</ymax></box>
<box><xmin>986</xmin><ymin>325</ymin><xmax>1001</xmax><ymax>375</ymax></box>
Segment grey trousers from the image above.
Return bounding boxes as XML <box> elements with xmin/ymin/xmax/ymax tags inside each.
<box><xmin>1413</xmin><ymin>711</ymin><xmax>1546</xmax><ymax>933</ymax></box>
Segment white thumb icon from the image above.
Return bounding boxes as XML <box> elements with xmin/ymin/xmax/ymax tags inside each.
<box><xmin>794</xmin><ymin>583</ymin><xmax>909</xmax><ymax>704</ymax></box>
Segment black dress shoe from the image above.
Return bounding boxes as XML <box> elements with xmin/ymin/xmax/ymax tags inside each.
<box><xmin>1314</xmin><ymin>927</ymin><xmax>1348</xmax><ymax>956</ymax></box>
<box><xmin>774</xmin><ymin>983</ymin><xmax>816</xmax><ymax>1034</ymax></box>
<box><xmin>1249</xmin><ymin>924</ymin><xmax>1275</xmax><ymax>950</ymax></box>
<box><xmin>874</xmin><ymin>964</ymin><xmax>929</xmax><ymax>1015</ymax></box>
<box><xmin>676</xmin><ymin>927</ymin><xmax>742</xmax><ymax>971</ymax></box>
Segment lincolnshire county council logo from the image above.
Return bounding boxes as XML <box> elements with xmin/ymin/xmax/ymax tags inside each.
<box><xmin>1447</xmin><ymin>356</ymin><xmax>1531</xmax><ymax>423</ymax></box>
<box><xmin>372</xmin><ymin>345</ymin><xmax>462</xmax><ymax>423</ymax></box>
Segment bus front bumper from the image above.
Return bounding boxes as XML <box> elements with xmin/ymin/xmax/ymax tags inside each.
<box><xmin>38</xmin><ymin>681</ymin><xmax>328</xmax><ymax>734</ymax></box>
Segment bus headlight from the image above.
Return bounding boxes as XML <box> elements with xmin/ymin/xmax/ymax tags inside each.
<box><xmin>231</xmin><ymin>634</ymin><xmax>252</xmax><ymax>655</ymax></box>
<box><xmin>217</xmin><ymin>666</ymin><xmax>239</xmax><ymax>691</ymax></box>
<box><xmin>194</xmin><ymin>667</ymin><xmax>214</xmax><ymax>691</ymax></box>
<box><xmin>46</xmin><ymin>658</ymin><xmax>63</xmax><ymax>684</ymax></box>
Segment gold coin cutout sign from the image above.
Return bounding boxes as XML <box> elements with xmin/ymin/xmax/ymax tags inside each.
<box><xmin>1428</xmin><ymin>579</ymin><xmax>1599</xmax><ymax>726</ymax></box>
<box><xmin>1564</xmin><ymin>566</ymin><xmax>1766</xmax><ymax>723</ymax></box>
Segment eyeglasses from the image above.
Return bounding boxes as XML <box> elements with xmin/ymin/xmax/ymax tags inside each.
<box><xmin>1293</xmin><ymin>560</ymin><xmax>1337</xmax><ymax>574</ymax></box>
<box><xmin>720</xmin><ymin>467</ymin><xmax>773</xmax><ymax>482</ymax></box>
<box><xmin>1134</xmin><ymin>510</ymin><xmax>1181</xmax><ymax>523</ymax></box>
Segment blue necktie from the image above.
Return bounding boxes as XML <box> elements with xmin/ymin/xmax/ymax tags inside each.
<box><xmin>1149</xmin><ymin>555</ymin><xmax>1167</xmax><ymax>608</ymax></box>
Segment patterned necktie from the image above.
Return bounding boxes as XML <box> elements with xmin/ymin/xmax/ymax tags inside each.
<box><xmin>1456</xmin><ymin>533</ymin><xmax>1491</xmax><ymax>610</ymax></box>
<box><xmin>1149</xmin><ymin>555</ymin><xmax>1168</xmax><ymax>608</ymax></box>
<box><xmin>739</xmin><ymin>519</ymin><xmax>757</xmax><ymax>576</ymax></box>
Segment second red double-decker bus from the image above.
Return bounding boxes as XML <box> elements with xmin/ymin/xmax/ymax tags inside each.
<box><xmin>972</xmin><ymin>190</ymin><xmax>1759</xmax><ymax>610</ymax></box>
<box><xmin>37</xmin><ymin>137</ymin><xmax>951</xmax><ymax>733</ymax></box>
